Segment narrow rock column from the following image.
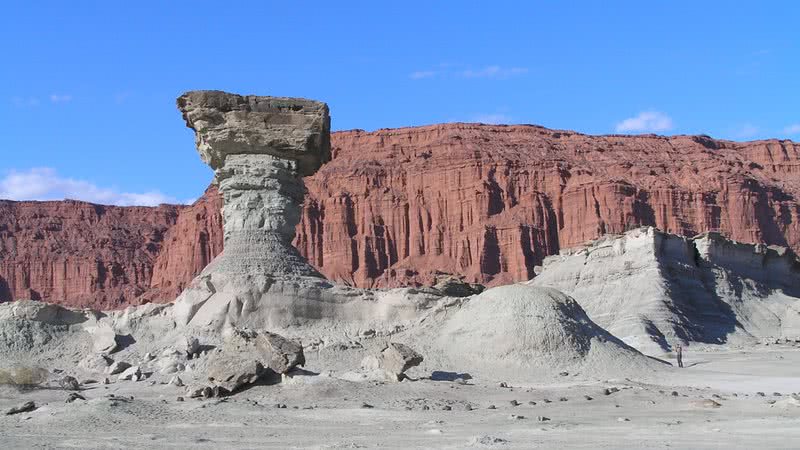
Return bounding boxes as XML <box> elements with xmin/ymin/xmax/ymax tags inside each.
<box><xmin>177</xmin><ymin>91</ymin><xmax>330</xmax><ymax>278</ymax></box>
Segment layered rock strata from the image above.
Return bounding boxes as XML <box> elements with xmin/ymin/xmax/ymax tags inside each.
<box><xmin>176</xmin><ymin>90</ymin><xmax>330</xmax><ymax>279</ymax></box>
<box><xmin>2</xmin><ymin>123</ymin><xmax>799</xmax><ymax>309</ymax></box>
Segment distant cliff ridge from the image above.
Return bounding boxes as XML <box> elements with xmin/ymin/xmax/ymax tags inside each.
<box><xmin>1</xmin><ymin>123</ymin><xmax>798</xmax><ymax>308</ymax></box>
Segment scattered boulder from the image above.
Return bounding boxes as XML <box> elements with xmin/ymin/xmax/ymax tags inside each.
<box><xmin>359</xmin><ymin>342</ymin><xmax>424</xmax><ymax>381</ymax></box>
<box><xmin>58</xmin><ymin>376</ymin><xmax>80</xmax><ymax>391</ymax></box>
<box><xmin>118</xmin><ymin>366</ymin><xmax>142</xmax><ymax>381</ymax></box>
<box><xmin>467</xmin><ymin>435</ymin><xmax>509</xmax><ymax>447</ymax></box>
<box><xmin>102</xmin><ymin>378</ymin><xmax>111</xmax><ymax>385</ymax></box>
<box><xmin>106</xmin><ymin>361</ymin><xmax>131</xmax><ymax>375</ymax></box>
<box><xmin>158</xmin><ymin>356</ymin><xmax>186</xmax><ymax>375</ymax></box>
<box><xmin>434</xmin><ymin>275</ymin><xmax>485</xmax><ymax>297</ymax></box>
<box><xmin>187</xmin><ymin>385</ymin><xmax>213</xmax><ymax>399</ymax></box>
<box><xmin>5</xmin><ymin>401</ymin><xmax>37</xmax><ymax>415</ymax></box>
<box><xmin>176</xmin><ymin>336</ymin><xmax>201</xmax><ymax>357</ymax></box>
<box><xmin>207</xmin><ymin>354</ymin><xmax>266</xmax><ymax>393</ymax></box>
<box><xmin>66</xmin><ymin>392</ymin><xmax>86</xmax><ymax>403</ymax></box>
<box><xmin>691</xmin><ymin>399</ymin><xmax>722</xmax><ymax>408</ymax></box>
<box><xmin>169</xmin><ymin>376</ymin><xmax>184</xmax><ymax>387</ymax></box>
<box><xmin>381</xmin><ymin>343</ymin><xmax>423</xmax><ymax>378</ymax></box>
<box><xmin>205</xmin><ymin>328</ymin><xmax>304</xmax><ymax>394</ymax></box>
<box><xmin>78</xmin><ymin>354</ymin><xmax>112</xmax><ymax>372</ymax></box>
<box><xmin>89</xmin><ymin>324</ymin><xmax>118</xmax><ymax>355</ymax></box>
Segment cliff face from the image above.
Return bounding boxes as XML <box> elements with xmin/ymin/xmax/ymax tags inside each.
<box><xmin>2</xmin><ymin>123</ymin><xmax>799</xmax><ymax>308</ymax></box>
<box><xmin>297</xmin><ymin>124</ymin><xmax>799</xmax><ymax>288</ymax></box>
<box><xmin>0</xmin><ymin>199</ymin><xmax>180</xmax><ymax>309</ymax></box>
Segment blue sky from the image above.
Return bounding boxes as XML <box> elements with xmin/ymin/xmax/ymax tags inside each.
<box><xmin>1</xmin><ymin>1</ymin><xmax>798</xmax><ymax>205</ymax></box>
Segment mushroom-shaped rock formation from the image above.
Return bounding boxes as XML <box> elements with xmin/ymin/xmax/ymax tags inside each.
<box><xmin>177</xmin><ymin>90</ymin><xmax>330</xmax><ymax>278</ymax></box>
<box><xmin>171</xmin><ymin>91</ymin><xmax>445</xmax><ymax>332</ymax></box>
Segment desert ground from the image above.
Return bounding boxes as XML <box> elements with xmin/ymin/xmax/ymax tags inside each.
<box><xmin>3</xmin><ymin>343</ymin><xmax>800</xmax><ymax>449</ymax></box>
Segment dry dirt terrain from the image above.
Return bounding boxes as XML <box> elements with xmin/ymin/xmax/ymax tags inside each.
<box><xmin>2</xmin><ymin>344</ymin><xmax>800</xmax><ymax>449</ymax></box>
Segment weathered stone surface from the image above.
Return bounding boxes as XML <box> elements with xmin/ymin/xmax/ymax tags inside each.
<box><xmin>89</xmin><ymin>323</ymin><xmax>118</xmax><ymax>354</ymax></box>
<box><xmin>207</xmin><ymin>353</ymin><xmax>265</xmax><ymax>393</ymax></box>
<box><xmin>65</xmin><ymin>392</ymin><xmax>86</xmax><ymax>403</ymax></box>
<box><xmin>172</xmin><ymin>91</ymin><xmax>335</xmax><ymax>328</ymax></box>
<box><xmin>381</xmin><ymin>343</ymin><xmax>423</xmax><ymax>377</ymax></box>
<box><xmin>5</xmin><ymin>401</ymin><xmax>36</xmax><ymax>415</ymax></box>
<box><xmin>175</xmin><ymin>335</ymin><xmax>200</xmax><ymax>356</ymax></box>
<box><xmin>118</xmin><ymin>365</ymin><xmax>141</xmax><ymax>381</ymax></box>
<box><xmin>78</xmin><ymin>354</ymin><xmax>112</xmax><ymax>372</ymax></box>
<box><xmin>105</xmin><ymin>361</ymin><xmax>131</xmax><ymax>375</ymax></box>
<box><xmin>433</xmin><ymin>275</ymin><xmax>484</xmax><ymax>298</ymax></box>
<box><xmin>176</xmin><ymin>91</ymin><xmax>331</xmax><ymax>176</ymax></box>
<box><xmin>171</xmin><ymin>93</ymin><xmax>325</xmax><ymax>328</ymax></box>
<box><xmin>205</xmin><ymin>328</ymin><xmax>304</xmax><ymax>393</ymax></box>
<box><xmin>58</xmin><ymin>375</ymin><xmax>80</xmax><ymax>390</ymax></box>
<box><xmin>358</xmin><ymin>342</ymin><xmax>423</xmax><ymax>381</ymax></box>
<box><xmin>529</xmin><ymin>227</ymin><xmax>800</xmax><ymax>354</ymax></box>
<box><xmin>176</xmin><ymin>91</ymin><xmax>329</xmax><ymax>278</ymax></box>
<box><xmin>2</xmin><ymin>123</ymin><xmax>799</xmax><ymax>308</ymax></box>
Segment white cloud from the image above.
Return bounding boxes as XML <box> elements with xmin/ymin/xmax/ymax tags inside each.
<box><xmin>410</xmin><ymin>64</ymin><xmax>528</xmax><ymax>80</ymax></box>
<box><xmin>12</xmin><ymin>96</ymin><xmax>40</xmax><ymax>107</ymax></box>
<box><xmin>784</xmin><ymin>124</ymin><xmax>800</xmax><ymax>135</ymax></box>
<box><xmin>471</xmin><ymin>113</ymin><xmax>513</xmax><ymax>124</ymax></box>
<box><xmin>409</xmin><ymin>70</ymin><xmax>437</xmax><ymax>80</ymax></box>
<box><xmin>49</xmin><ymin>94</ymin><xmax>73</xmax><ymax>103</ymax></box>
<box><xmin>615</xmin><ymin>111</ymin><xmax>674</xmax><ymax>133</ymax></box>
<box><xmin>0</xmin><ymin>167</ymin><xmax>181</xmax><ymax>206</ymax></box>
<box><xmin>734</xmin><ymin>123</ymin><xmax>760</xmax><ymax>139</ymax></box>
<box><xmin>460</xmin><ymin>65</ymin><xmax>528</xmax><ymax>79</ymax></box>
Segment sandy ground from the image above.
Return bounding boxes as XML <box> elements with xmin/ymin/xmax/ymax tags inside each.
<box><xmin>2</xmin><ymin>345</ymin><xmax>800</xmax><ymax>449</ymax></box>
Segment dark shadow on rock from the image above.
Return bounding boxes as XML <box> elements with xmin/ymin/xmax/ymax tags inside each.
<box><xmin>114</xmin><ymin>334</ymin><xmax>136</xmax><ymax>352</ymax></box>
<box><xmin>222</xmin><ymin>371</ymin><xmax>282</xmax><ymax>396</ymax></box>
<box><xmin>197</xmin><ymin>344</ymin><xmax>217</xmax><ymax>354</ymax></box>
<box><xmin>429</xmin><ymin>371</ymin><xmax>473</xmax><ymax>382</ymax></box>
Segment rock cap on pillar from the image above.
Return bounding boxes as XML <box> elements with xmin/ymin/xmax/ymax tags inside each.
<box><xmin>176</xmin><ymin>90</ymin><xmax>331</xmax><ymax>176</ymax></box>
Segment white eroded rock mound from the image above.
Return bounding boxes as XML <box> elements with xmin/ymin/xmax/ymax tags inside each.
<box><xmin>529</xmin><ymin>227</ymin><xmax>800</xmax><ymax>354</ymax></box>
<box><xmin>432</xmin><ymin>284</ymin><xmax>665</xmax><ymax>379</ymax></box>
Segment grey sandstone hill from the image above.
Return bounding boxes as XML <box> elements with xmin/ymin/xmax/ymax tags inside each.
<box><xmin>528</xmin><ymin>227</ymin><xmax>800</xmax><ymax>354</ymax></box>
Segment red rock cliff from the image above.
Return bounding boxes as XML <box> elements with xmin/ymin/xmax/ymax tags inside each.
<box><xmin>2</xmin><ymin>123</ymin><xmax>799</xmax><ymax>308</ymax></box>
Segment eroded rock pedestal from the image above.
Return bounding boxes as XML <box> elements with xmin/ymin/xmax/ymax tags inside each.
<box><xmin>170</xmin><ymin>92</ymin><xmax>442</xmax><ymax>332</ymax></box>
<box><xmin>178</xmin><ymin>90</ymin><xmax>330</xmax><ymax>279</ymax></box>
<box><xmin>173</xmin><ymin>91</ymin><xmax>333</xmax><ymax>329</ymax></box>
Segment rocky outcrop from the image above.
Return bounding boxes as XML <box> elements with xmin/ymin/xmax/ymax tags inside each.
<box><xmin>2</xmin><ymin>123</ymin><xmax>799</xmax><ymax>308</ymax></box>
<box><xmin>206</xmin><ymin>328</ymin><xmax>305</xmax><ymax>393</ymax></box>
<box><xmin>176</xmin><ymin>90</ymin><xmax>329</xmax><ymax>279</ymax></box>
<box><xmin>170</xmin><ymin>92</ymin><xmax>450</xmax><ymax>331</ymax></box>
<box><xmin>172</xmin><ymin>90</ymin><xmax>335</xmax><ymax>329</ymax></box>
<box><xmin>528</xmin><ymin>227</ymin><xmax>800</xmax><ymax>354</ymax></box>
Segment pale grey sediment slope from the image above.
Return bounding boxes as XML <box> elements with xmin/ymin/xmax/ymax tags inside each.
<box><xmin>529</xmin><ymin>226</ymin><xmax>800</xmax><ymax>354</ymax></box>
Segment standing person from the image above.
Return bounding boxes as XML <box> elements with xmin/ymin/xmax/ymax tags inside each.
<box><xmin>676</xmin><ymin>344</ymin><xmax>684</xmax><ymax>368</ymax></box>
